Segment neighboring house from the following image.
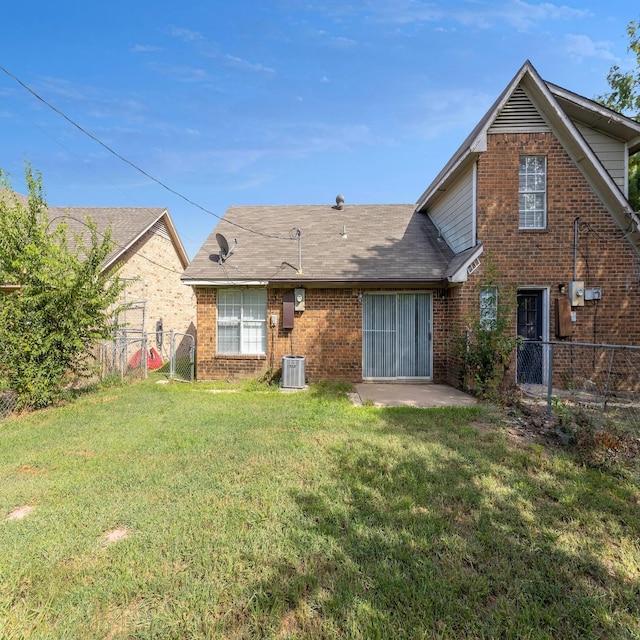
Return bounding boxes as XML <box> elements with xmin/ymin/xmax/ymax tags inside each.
<box><xmin>0</xmin><ymin>189</ymin><xmax>196</xmax><ymax>341</ymax></box>
<box><xmin>50</xmin><ymin>205</ymin><xmax>196</xmax><ymax>341</ymax></box>
<box><xmin>183</xmin><ymin>60</ymin><xmax>640</xmax><ymax>387</ymax></box>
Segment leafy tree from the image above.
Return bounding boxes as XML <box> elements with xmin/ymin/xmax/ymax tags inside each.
<box><xmin>0</xmin><ymin>166</ymin><xmax>125</xmax><ymax>409</ymax></box>
<box><xmin>597</xmin><ymin>17</ymin><xmax>640</xmax><ymax>211</ymax></box>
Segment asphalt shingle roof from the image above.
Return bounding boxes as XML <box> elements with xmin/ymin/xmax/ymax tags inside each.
<box><xmin>47</xmin><ymin>206</ymin><xmax>168</xmax><ymax>268</ymax></box>
<box><xmin>1</xmin><ymin>188</ymin><xmax>188</xmax><ymax>271</ymax></box>
<box><xmin>183</xmin><ymin>203</ymin><xmax>454</xmax><ymax>284</ymax></box>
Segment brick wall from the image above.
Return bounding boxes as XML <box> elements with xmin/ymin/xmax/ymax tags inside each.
<box><xmin>443</xmin><ymin>131</ymin><xmax>640</xmax><ymax>384</ymax></box>
<box><xmin>194</xmin><ymin>131</ymin><xmax>640</xmax><ymax>386</ymax></box>
<box><xmin>113</xmin><ymin>225</ymin><xmax>196</xmax><ymax>338</ymax></box>
<box><xmin>195</xmin><ymin>286</ymin><xmax>453</xmax><ymax>383</ymax></box>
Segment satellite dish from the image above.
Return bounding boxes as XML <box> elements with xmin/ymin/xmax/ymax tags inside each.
<box><xmin>215</xmin><ymin>233</ymin><xmax>236</xmax><ymax>264</ymax></box>
<box><xmin>216</xmin><ymin>233</ymin><xmax>229</xmax><ymax>257</ymax></box>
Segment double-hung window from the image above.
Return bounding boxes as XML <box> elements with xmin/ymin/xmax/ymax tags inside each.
<box><xmin>519</xmin><ymin>155</ymin><xmax>546</xmax><ymax>229</ymax></box>
<box><xmin>217</xmin><ymin>288</ymin><xmax>267</xmax><ymax>355</ymax></box>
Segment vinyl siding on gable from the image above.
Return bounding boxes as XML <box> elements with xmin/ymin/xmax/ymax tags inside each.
<box><xmin>575</xmin><ymin>123</ymin><xmax>627</xmax><ymax>195</ymax></box>
<box><xmin>427</xmin><ymin>163</ymin><xmax>475</xmax><ymax>253</ymax></box>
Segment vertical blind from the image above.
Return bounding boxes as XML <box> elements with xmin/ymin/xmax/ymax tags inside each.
<box><xmin>363</xmin><ymin>293</ymin><xmax>431</xmax><ymax>379</ymax></box>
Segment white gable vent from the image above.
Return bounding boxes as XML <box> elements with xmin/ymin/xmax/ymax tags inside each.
<box><xmin>151</xmin><ymin>219</ymin><xmax>170</xmax><ymax>240</ymax></box>
<box><xmin>489</xmin><ymin>86</ymin><xmax>550</xmax><ymax>134</ymax></box>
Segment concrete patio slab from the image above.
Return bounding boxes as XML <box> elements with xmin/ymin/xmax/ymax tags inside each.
<box><xmin>352</xmin><ymin>383</ymin><xmax>477</xmax><ymax>408</ymax></box>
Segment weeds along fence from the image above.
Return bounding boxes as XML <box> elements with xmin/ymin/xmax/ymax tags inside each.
<box><xmin>101</xmin><ymin>330</ymin><xmax>195</xmax><ymax>382</ymax></box>
<box><xmin>517</xmin><ymin>341</ymin><xmax>640</xmax><ymax>429</ymax></box>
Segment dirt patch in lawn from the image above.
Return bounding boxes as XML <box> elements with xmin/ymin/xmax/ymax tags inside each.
<box><xmin>18</xmin><ymin>464</ymin><xmax>46</xmax><ymax>475</ymax></box>
<box><xmin>102</xmin><ymin>528</ymin><xmax>129</xmax><ymax>546</ymax></box>
<box><xmin>6</xmin><ymin>505</ymin><xmax>34</xmax><ymax>521</ymax></box>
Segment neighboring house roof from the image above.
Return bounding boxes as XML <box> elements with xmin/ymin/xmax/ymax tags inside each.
<box><xmin>0</xmin><ymin>187</ymin><xmax>190</xmax><ymax>273</ymax></box>
<box><xmin>415</xmin><ymin>60</ymin><xmax>640</xmax><ymax>255</ymax></box>
<box><xmin>0</xmin><ymin>188</ymin><xmax>29</xmax><ymax>209</ymax></box>
<box><xmin>182</xmin><ymin>203</ymin><xmax>454</xmax><ymax>286</ymax></box>
<box><xmin>48</xmin><ymin>206</ymin><xmax>190</xmax><ymax>271</ymax></box>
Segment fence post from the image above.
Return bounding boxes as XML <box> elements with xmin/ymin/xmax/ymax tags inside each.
<box><xmin>190</xmin><ymin>335</ymin><xmax>195</xmax><ymax>382</ymax></box>
<box><xmin>119</xmin><ymin>333</ymin><xmax>126</xmax><ymax>380</ymax></box>
<box><xmin>143</xmin><ymin>333</ymin><xmax>148</xmax><ymax>379</ymax></box>
<box><xmin>546</xmin><ymin>341</ymin><xmax>554</xmax><ymax>418</ymax></box>
<box><xmin>170</xmin><ymin>330</ymin><xmax>175</xmax><ymax>380</ymax></box>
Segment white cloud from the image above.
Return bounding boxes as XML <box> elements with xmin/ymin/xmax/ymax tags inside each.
<box><xmin>409</xmin><ymin>88</ymin><xmax>494</xmax><ymax>140</ymax></box>
<box><xmin>36</xmin><ymin>76</ymin><xmax>92</xmax><ymax>101</ymax></box>
<box><xmin>166</xmin><ymin>26</ymin><xmax>205</xmax><ymax>42</ymax></box>
<box><xmin>130</xmin><ymin>44</ymin><xmax>163</xmax><ymax>53</ymax></box>
<box><xmin>149</xmin><ymin>62</ymin><xmax>208</xmax><ymax>83</ymax></box>
<box><xmin>347</xmin><ymin>0</ymin><xmax>590</xmax><ymax>31</ymax></box>
<box><xmin>364</xmin><ymin>0</ymin><xmax>443</xmax><ymax>25</ymax></box>
<box><xmin>564</xmin><ymin>34</ymin><xmax>617</xmax><ymax>62</ymax></box>
<box><xmin>271</xmin><ymin>122</ymin><xmax>379</xmax><ymax>155</ymax></box>
<box><xmin>331</xmin><ymin>35</ymin><xmax>358</xmax><ymax>47</ymax></box>
<box><xmin>224</xmin><ymin>55</ymin><xmax>275</xmax><ymax>74</ymax></box>
<box><xmin>494</xmin><ymin>1</ymin><xmax>590</xmax><ymax>30</ymax></box>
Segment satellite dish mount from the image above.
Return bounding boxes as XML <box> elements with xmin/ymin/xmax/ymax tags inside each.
<box><xmin>216</xmin><ymin>233</ymin><xmax>236</xmax><ymax>264</ymax></box>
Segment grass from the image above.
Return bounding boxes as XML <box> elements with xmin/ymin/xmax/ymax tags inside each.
<box><xmin>0</xmin><ymin>380</ymin><xmax>639</xmax><ymax>639</ymax></box>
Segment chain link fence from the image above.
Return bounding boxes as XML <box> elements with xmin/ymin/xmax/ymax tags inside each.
<box><xmin>100</xmin><ymin>332</ymin><xmax>149</xmax><ymax>380</ymax></box>
<box><xmin>0</xmin><ymin>386</ymin><xmax>18</xmax><ymax>420</ymax></box>
<box><xmin>100</xmin><ymin>330</ymin><xmax>195</xmax><ymax>383</ymax></box>
<box><xmin>517</xmin><ymin>341</ymin><xmax>640</xmax><ymax>463</ymax></box>
<box><xmin>151</xmin><ymin>330</ymin><xmax>195</xmax><ymax>382</ymax></box>
<box><xmin>0</xmin><ymin>330</ymin><xmax>195</xmax><ymax>421</ymax></box>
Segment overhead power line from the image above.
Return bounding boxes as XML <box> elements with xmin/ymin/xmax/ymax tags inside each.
<box><xmin>0</xmin><ymin>65</ymin><xmax>291</xmax><ymax>241</ymax></box>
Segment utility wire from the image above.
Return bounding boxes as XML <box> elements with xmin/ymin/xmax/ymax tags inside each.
<box><xmin>0</xmin><ymin>65</ymin><xmax>293</xmax><ymax>241</ymax></box>
<box><xmin>0</xmin><ymin>92</ymin><xmax>201</xmax><ymax>251</ymax></box>
<box><xmin>47</xmin><ymin>214</ymin><xmax>185</xmax><ymax>276</ymax></box>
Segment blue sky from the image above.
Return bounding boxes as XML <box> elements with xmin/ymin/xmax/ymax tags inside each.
<box><xmin>1</xmin><ymin>1</ymin><xmax>637</xmax><ymax>258</ymax></box>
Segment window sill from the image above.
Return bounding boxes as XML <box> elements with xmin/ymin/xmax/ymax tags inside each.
<box><xmin>215</xmin><ymin>354</ymin><xmax>266</xmax><ymax>360</ymax></box>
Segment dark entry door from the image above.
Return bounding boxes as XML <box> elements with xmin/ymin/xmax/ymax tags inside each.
<box><xmin>517</xmin><ymin>290</ymin><xmax>543</xmax><ymax>384</ymax></box>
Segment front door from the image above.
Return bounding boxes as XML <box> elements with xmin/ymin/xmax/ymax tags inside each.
<box><xmin>517</xmin><ymin>290</ymin><xmax>543</xmax><ymax>384</ymax></box>
<box><xmin>362</xmin><ymin>293</ymin><xmax>432</xmax><ymax>379</ymax></box>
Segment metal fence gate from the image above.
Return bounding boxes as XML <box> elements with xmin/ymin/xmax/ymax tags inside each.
<box><xmin>152</xmin><ymin>330</ymin><xmax>195</xmax><ymax>382</ymax></box>
<box><xmin>101</xmin><ymin>330</ymin><xmax>195</xmax><ymax>382</ymax></box>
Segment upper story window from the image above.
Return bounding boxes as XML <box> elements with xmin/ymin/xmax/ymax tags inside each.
<box><xmin>519</xmin><ymin>155</ymin><xmax>547</xmax><ymax>229</ymax></box>
<box><xmin>217</xmin><ymin>288</ymin><xmax>267</xmax><ymax>355</ymax></box>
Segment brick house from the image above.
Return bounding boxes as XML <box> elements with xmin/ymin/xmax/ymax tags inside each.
<box><xmin>0</xmin><ymin>187</ymin><xmax>196</xmax><ymax>370</ymax></box>
<box><xmin>53</xmin><ymin>206</ymin><xmax>196</xmax><ymax>341</ymax></box>
<box><xmin>183</xmin><ymin>61</ymin><xmax>640</xmax><ymax>387</ymax></box>
<box><xmin>1</xmin><ymin>189</ymin><xmax>195</xmax><ymax>341</ymax></box>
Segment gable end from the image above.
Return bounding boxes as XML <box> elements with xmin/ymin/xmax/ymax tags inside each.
<box><xmin>489</xmin><ymin>86</ymin><xmax>550</xmax><ymax>134</ymax></box>
<box><xmin>151</xmin><ymin>219</ymin><xmax>171</xmax><ymax>241</ymax></box>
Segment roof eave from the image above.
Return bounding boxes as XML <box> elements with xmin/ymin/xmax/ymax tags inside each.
<box><xmin>445</xmin><ymin>244</ymin><xmax>485</xmax><ymax>283</ymax></box>
<box><xmin>416</xmin><ymin>61</ymin><xmax>536</xmax><ymax>212</ymax></box>
<box><xmin>182</xmin><ymin>277</ymin><xmax>450</xmax><ymax>287</ymax></box>
<box><xmin>548</xmin><ymin>83</ymin><xmax>640</xmax><ymax>147</ymax></box>
<box><xmin>102</xmin><ymin>208</ymin><xmax>191</xmax><ymax>272</ymax></box>
<box><xmin>524</xmin><ymin>75</ymin><xmax>640</xmax><ymax>254</ymax></box>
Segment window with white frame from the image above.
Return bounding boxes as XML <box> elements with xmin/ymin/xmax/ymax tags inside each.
<box><xmin>518</xmin><ymin>155</ymin><xmax>547</xmax><ymax>229</ymax></box>
<box><xmin>217</xmin><ymin>288</ymin><xmax>267</xmax><ymax>355</ymax></box>
<box><xmin>479</xmin><ymin>286</ymin><xmax>498</xmax><ymax>329</ymax></box>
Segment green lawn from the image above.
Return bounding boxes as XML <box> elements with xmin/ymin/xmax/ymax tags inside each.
<box><xmin>0</xmin><ymin>381</ymin><xmax>638</xmax><ymax>639</ymax></box>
